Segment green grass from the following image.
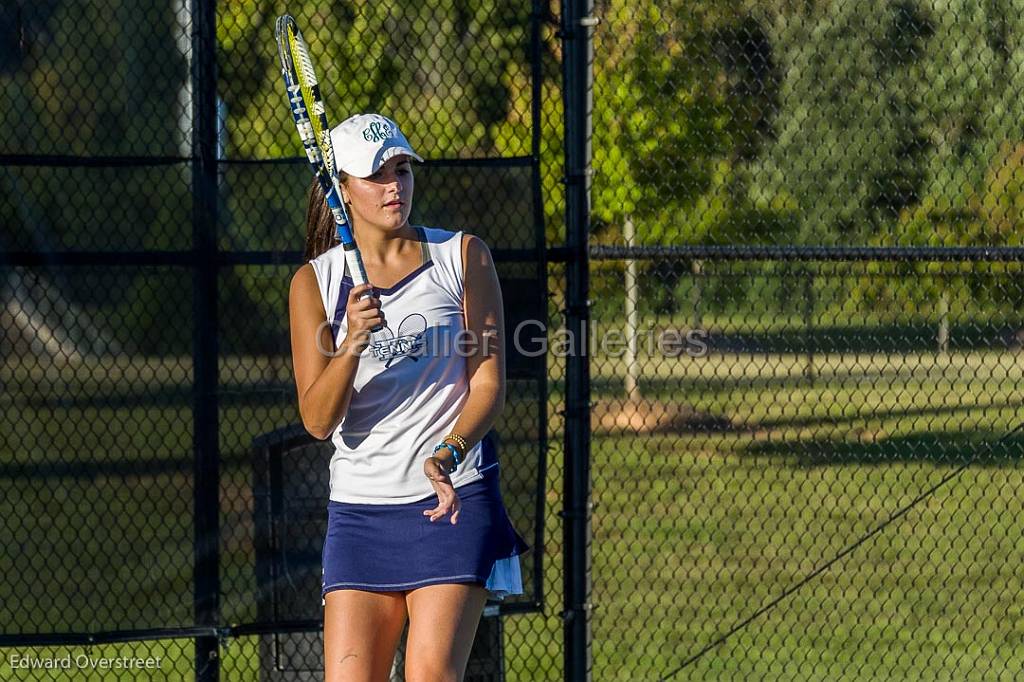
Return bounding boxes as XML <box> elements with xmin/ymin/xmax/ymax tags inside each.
<box><xmin>586</xmin><ymin>438</ymin><xmax>1024</xmax><ymax>680</ymax></box>
<box><xmin>517</xmin><ymin>349</ymin><xmax>1024</xmax><ymax>680</ymax></box>
<box><xmin>2</xmin><ymin>349</ymin><xmax>1023</xmax><ymax>679</ymax></box>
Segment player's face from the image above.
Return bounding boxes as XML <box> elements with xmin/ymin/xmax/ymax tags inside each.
<box><xmin>342</xmin><ymin>155</ymin><xmax>414</xmax><ymax>232</ymax></box>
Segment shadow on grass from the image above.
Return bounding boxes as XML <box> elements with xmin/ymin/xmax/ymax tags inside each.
<box><xmin>0</xmin><ymin>457</ymin><xmax>191</xmax><ymax>480</ymax></box>
<box><xmin>580</xmin><ymin>361</ymin><xmax>1016</xmax><ymax>398</ymax></box>
<box><xmin>0</xmin><ymin>447</ymin><xmax>265</xmax><ymax>480</ymax></box>
<box><xmin>4</xmin><ymin>384</ymin><xmax>292</xmax><ymax>409</ymax></box>
<box><xmin>743</xmin><ymin>430</ymin><xmax>1024</xmax><ymax>467</ymax></box>
<box><xmin>580</xmin><ymin>386</ymin><xmax>1021</xmax><ymax>439</ymax></box>
<box><xmin>697</xmin><ymin>322</ymin><xmax>1023</xmax><ymax>354</ymax></box>
<box><xmin>749</xmin><ymin>399</ymin><xmax>1023</xmax><ymax>432</ymax></box>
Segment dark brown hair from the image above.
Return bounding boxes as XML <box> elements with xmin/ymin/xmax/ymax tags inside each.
<box><xmin>303</xmin><ymin>173</ymin><xmax>349</xmax><ymax>260</ymax></box>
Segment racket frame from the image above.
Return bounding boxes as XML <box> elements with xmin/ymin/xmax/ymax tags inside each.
<box><xmin>275</xmin><ymin>15</ymin><xmax>373</xmax><ymax>294</ymax></box>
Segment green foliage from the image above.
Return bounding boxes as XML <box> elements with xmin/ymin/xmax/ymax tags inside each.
<box><xmin>751</xmin><ymin>0</ymin><xmax>1024</xmax><ymax>245</ymax></box>
<box><xmin>216</xmin><ymin>0</ymin><xmax>542</xmax><ymax>349</ymax></box>
<box><xmin>218</xmin><ymin>0</ymin><xmax>533</xmax><ymax>161</ymax></box>
<box><xmin>749</xmin><ymin>0</ymin><xmax>929</xmax><ymax>243</ymax></box>
<box><xmin>855</xmin><ymin>141</ymin><xmax>1024</xmax><ymax>314</ymax></box>
<box><xmin>590</xmin><ymin>1</ymin><xmax>800</xmax><ymax>314</ymax></box>
<box><xmin>9</xmin><ymin>0</ymin><xmax>1024</xmax><ymax>340</ymax></box>
<box><xmin>0</xmin><ymin>1</ymin><xmax>194</xmax><ymax>352</ymax></box>
<box><xmin>977</xmin><ymin>142</ymin><xmax>1024</xmax><ymax>245</ymax></box>
<box><xmin>1</xmin><ymin>1</ymin><xmax>188</xmax><ymax>251</ymax></box>
<box><xmin>744</xmin><ymin>0</ymin><xmax>1024</xmax><ymax>321</ymax></box>
<box><xmin>592</xmin><ymin>0</ymin><xmax>766</xmax><ymax>245</ymax></box>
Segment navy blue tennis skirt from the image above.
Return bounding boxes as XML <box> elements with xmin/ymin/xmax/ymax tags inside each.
<box><xmin>321</xmin><ymin>454</ymin><xmax>529</xmax><ymax>601</ymax></box>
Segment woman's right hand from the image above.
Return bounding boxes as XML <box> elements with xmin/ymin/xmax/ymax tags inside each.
<box><xmin>342</xmin><ymin>283</ymin><xmax>385</xmax><ymax>354</ymax></box>
<box><xmin>423</xmin><ymin>456</ymin><xmax>461</xmax><ymax>524</ymax></box>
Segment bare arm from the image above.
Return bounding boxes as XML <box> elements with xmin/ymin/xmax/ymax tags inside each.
<box><xmin>288</xmin><ymin>265</ymin><xmax>381</xmax><ymax>439</ymax></box>
<box><xmin>421</xmin><ymin>234</ymin><xmax>506</xmax><ymax>522</ymax></box>
<box><xmin>445</xmin><ymin>234</ymin><xmax>507</xmax><ymax>455</ymax></box>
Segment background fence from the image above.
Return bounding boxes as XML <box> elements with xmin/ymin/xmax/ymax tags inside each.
<box><xmin>3</xmin><ymin>0</ymin><xmax>1024</xmax><ymax>680</ymax></box>
<box><xmin>580</xmin><ymin>0</ymin><xmax>1024</xmax><ymax>679</ymax></box>
<box><xmin>1</xmin><ymin>0</ymin><xmax>555</xmax><ymax>679</ymax></box>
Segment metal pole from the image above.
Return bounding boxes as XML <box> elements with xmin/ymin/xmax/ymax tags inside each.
<box><xmin>190</xmin><ymin>0</ymin><xmax>220</xmax><ymax>679</ymax></box>
<box><xmin>530</xmin><ymin>0</ymin><xmax>550</xmax><ymax>608</ymax></box>
<box><xmin>561</xmin><ymin>0</ymin><xmax>595</xmax><ymax>679</ymax></box>
<box><xmin>624</xmin><ymin>215</ymin><xmax>639</xmax><ymax>402</ymax></box>
<box><xmin>804</xmin><ymin>269</ymin><xmax>816</xmax><ymax>382</ymax></box>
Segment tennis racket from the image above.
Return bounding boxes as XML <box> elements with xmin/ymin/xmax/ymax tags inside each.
<box><xmin>275</xmin><ymin>14</ymin><xmax>382</xmax><ymax>330</ymax></box>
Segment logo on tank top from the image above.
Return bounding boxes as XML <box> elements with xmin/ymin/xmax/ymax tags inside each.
<box><xmin>370</xmin><ymin>313</ymin><xmax>428</xmax><ymax>367</ymax></box>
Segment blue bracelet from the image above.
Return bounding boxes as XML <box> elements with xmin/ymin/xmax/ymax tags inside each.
<box><xmin>432</xmin><ymin>442</ymin><xmax>462</xmax><ymax>472</ymax></box>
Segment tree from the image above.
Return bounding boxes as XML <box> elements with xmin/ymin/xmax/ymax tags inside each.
<box><xmin>749</xmin><ymin>0</ymin><xmax>1024</xmax><ymax>343</ymax></box>
<box><xmin>748</xmin><ymin>0</ymin><xmax>937</xmax><ymax>245</ymax></box>
<box><xmin>214</xmin><ymin>1</ymin><xmax>541</xmax><ymax>350</ymax></box>
<box><xmin>592</xmin><ymin>0</ymin><xmax>737</xmax><ymax>245</ymax></box>
<box><xmin>218</xmin><ymin>0</ymin><xmax>532</xmax><ymax>162</ymax></box>
<box><xmin>589</xmin><ymin>0</ymin><xmax>797</xmax><ymax>320</ymax></box>
<box><xmin>0</xmin><ymin>0</ymin><xmax>192</xmax><ymax>353</ymax></box>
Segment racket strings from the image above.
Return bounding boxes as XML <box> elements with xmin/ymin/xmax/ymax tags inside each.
<box><xmin>276</xmin><ymin>14</ymin><xmax>356</xmax><ymax>255</ymax></box>
<box><xmin>289</xmin><ymin>31</ymin><xmax>318</xmax><ymax>89</ymax></box>
<box><xmin>288</xmin><ymin>32</ymin><xmax>336</xmax><ymax>176</ymax></box>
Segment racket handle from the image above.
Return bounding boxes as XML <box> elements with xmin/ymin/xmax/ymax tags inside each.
<box><xmin>343</xmin><ymin>245</ymin><xmax>384</xmax><ymax>333</ymax></box>
<box><xmin>329</xmin><ymin>191</ymin><xmax>380</xmax><ymax>329</ymax></box>
<box><xmin>343</xmin><ymin>242</ymin><xmax>370</xmax><ymax>287</ymax></box>
<box><xmin>324</xmin><ymin>189</ymin><xmax>355</xmax><ymax>244</ymax></box>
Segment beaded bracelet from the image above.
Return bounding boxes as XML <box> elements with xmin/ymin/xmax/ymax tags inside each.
<box><xmin>444</xmin><ymin>432</ymin><xmax>468</xmax><ymax>455</ymax></box>
<box><xmin>432</xmin><ymin>442</ymin><xmax>462</xmax><ymax>474</ymax></box>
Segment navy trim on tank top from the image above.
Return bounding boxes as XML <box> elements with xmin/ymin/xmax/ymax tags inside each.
<box><xmin>339</xmin><ymin>226</ymin><xmax>435</xmax><ymax>296</ymax></box>
<box><xmin>340</xmin><ymin>260</ymin><xmax>435</xmax><ymax>296</ymax></box>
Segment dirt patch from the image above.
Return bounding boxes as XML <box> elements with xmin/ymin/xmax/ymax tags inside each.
<box><xmin>591</xmin><ymin>399</ymin><xmax>733</xmax><ymax>434</ymax></box>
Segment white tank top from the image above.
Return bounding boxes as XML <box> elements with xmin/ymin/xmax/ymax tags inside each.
<box><xmin>308</xmin><ymin>226</ymin><xmax>485</xmax><ymax>503</ymax></box>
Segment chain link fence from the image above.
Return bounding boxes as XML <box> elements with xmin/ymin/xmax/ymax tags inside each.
<box><xmin>5</xmin><ymin>0</ymin><xmax>1024</xmax><ymax>680</ymax></box>
<box><xmin>585</xmin><ymin>0</ymin><xmax>1024</xmax><ymax>679</ymax></box>
<box><xmin>2</xmin><ymin>0</ymin><xmax>559</xmax><ymax>679</ymax></box>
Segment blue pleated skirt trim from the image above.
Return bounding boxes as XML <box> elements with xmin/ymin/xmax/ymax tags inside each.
<box><xmin>321</xmin><ymin>462</ymin><xmax>529</xmax><ymax>602</ymax></box>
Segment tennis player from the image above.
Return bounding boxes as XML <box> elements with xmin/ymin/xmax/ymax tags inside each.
<box><xmin>288</xmin><ymin>113</ymin><xmax>529</xmax><ymax>682</ymax></box>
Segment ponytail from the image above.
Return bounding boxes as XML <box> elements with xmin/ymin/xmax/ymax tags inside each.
<box><xmin>303</xmin><ymin>174</ymin><xmax>349</xmax><ymax>260</ymax></box>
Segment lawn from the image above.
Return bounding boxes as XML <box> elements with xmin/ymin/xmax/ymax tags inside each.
<box><xmin>1</xmin><ymin>346</ymin><xmax>1022</xmax><ymax>680</ymax></box>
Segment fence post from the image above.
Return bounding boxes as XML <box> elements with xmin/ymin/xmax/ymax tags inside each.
<box><xmin>561</xmin><ymin>0</ymin><xmax>595</xmax><ymax>680</ymax></box>
<box><xmin>937</xmin><ymin>289</ymin><xmax>950</xmax><ymax>353</ymax></box>
<box><xmin>190</xmin><ymin>0</ymin><xmax>221</xmax><ymax>679</ymax></box>
<box><xmin>624</xmin><ymin>215</ymin><xmax>640</xmax><ymax>402</ymax></box>
<box><xmin>804</xmin><ymin>269</ymin><xmax>816</xmax><ymax>382</ymax></box>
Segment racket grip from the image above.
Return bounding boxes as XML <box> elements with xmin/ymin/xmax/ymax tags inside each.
<box><xmin>343</xmin><ymin>244</ymin><xmax>370</xmax><ymax>288</ymax></box>
<box><xmin>325</xmin><ymin>189</ymin><xmax>356</xmax><ymax>245</ymax></box>
<box><xmin>343</xmin><ymin>246</ymin><xmax>384</xmax><ymax>333</ymax></box>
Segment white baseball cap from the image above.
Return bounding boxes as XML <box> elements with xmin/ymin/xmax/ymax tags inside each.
<box><xmin>330</xmin><ymin>113</ymin><xmax>423</xmax><ymax>179</ymax></box>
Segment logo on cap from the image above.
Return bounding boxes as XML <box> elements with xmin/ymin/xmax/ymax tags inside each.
<box><xmin>362</xmin><ymin>120</ymin><xmax>396</xmax><ymax>143</ymax></box>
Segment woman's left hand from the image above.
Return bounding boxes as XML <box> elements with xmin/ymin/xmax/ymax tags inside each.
<box><xmin>423</xmin><ymin>456</ymin><xmax>461</xmax><ymax>524</ymax></box>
